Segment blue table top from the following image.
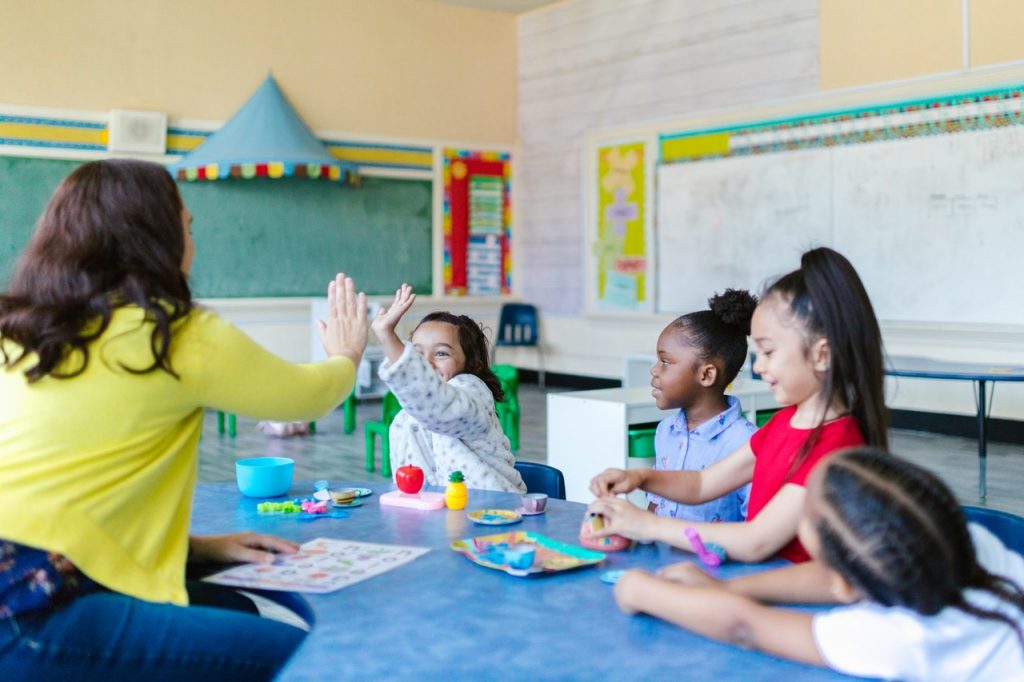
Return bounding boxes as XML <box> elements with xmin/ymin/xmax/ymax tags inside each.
<box><xmin>191</xmin><ymin>482</ymin><xmax>861</xmax><ymax>681</ymax></box>
<box><xmin>887</xmin><ymin>355</ymin><xmax>1024</xmax><ymax>381</ymax></box>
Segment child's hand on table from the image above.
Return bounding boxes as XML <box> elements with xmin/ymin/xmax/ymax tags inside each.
<box><xmin>587</xmin><ymin>497</ymin><xmax>654</xmax><ymax>541</ymax></box>
<box><xmin>658</xmin><ymin>561</ymin><xmax>720</xmax><ymax>587</ymax></box>
<box><xmin>589</xmin><ymin>467</ymin><xmax>645</xmax><ymax>497</ymax></box>
<box><xmin>614</xmin><ymin>569</ymin><xmax>657</xmax><ymax>615</ymax></box>
<box><xmin>189</xmin><ymin>532</ymin><xmax>300</xmax><ymax>565</ymax></box>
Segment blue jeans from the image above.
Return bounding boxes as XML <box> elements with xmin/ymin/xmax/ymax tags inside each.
<box><xmin>0</xmin><ymin>582</ymin><xmax>305</xmax><ymax>681</ymax></box>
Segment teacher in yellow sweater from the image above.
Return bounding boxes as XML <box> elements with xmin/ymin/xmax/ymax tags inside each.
<box><xmin>0</xmin><ymin>159</ymin><xmax>366</xmax><ymax>680</ymax></box>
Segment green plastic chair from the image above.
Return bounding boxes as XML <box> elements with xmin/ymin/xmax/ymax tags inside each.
<box><xmin>492</xmin><ymin>365</ymin><xmax>520</xmax><ymax>451</ymax></box>
<box><xmin>364</xmin><ymin>392</ymin><xmax>402</xmax><ymax>476</ymax></box>
<box><xmin>342</xmin><ymin>393</ymin><xmax>357</xmax><ymax>434</ymax></box>
<box><xmin>216</xmin><ymin>412</ymin><xmax>316</xmax><ymax>438</ymax></box>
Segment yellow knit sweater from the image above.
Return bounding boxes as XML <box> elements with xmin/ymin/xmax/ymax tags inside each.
<box><xmin>0</xmin><ymin>306</ymin><xmax>354</xmax><ymax>605</ymax></box>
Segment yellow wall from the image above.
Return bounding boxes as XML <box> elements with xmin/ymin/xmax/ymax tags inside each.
<box><xmin>0</xmin><ymin>0</ymin><xmax>516</xmax><ymax>143</ymax></box>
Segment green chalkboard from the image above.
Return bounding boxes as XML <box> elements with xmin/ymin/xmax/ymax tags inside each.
<box><xmin>0</xmin><ymin>156</ymin><xmax>80</xmax><ymax>287</ymax></box>
<box><xmin>0</xmin><ymin>156</ymin><xmax>433</xmax><ymax>297</ymax></box>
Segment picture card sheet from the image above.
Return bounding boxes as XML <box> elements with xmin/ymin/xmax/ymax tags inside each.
<box><xmin>204</xmin><ymin>537</ymin><xmax>430</xmax><ymax>593</ymax></box>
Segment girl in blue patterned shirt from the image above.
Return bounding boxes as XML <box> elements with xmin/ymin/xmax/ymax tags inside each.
<box><xmin>643</xmin><ymin>289</ymin><xmax>759</xmax><ymax>523</ymax></box>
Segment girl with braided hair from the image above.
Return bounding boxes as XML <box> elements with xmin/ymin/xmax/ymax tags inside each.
<box><xmin>589</xmin><ymin>247</ymin><xmax>886</xmax><ymax>563</ymax></box>
<box><xmin>614</xmin><ymin>448</ymin><xmax>1024</xmax><ymax>680</ymax></box>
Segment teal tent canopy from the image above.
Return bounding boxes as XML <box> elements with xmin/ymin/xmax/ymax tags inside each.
<box><xmin>169</xmin><ymin>75</ymin><xmax>357</xmax><ymax>183</ymax></box>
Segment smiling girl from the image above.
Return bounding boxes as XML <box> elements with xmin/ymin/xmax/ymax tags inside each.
<box><xmin>589</xmin><ymin>247</ymin><xmax>888</xmax><ymax>563</ymax></box>
<box><xmin>371</xmin><ymin>284</ymin><xmax>525</xmax><ymax>493</ymax></box>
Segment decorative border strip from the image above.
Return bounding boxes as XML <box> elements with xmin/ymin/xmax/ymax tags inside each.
<box><xmin>660</xmin><ymin>84</ymin><xmax>1024</xmax><ymax>163</ymax></box>
<box><xmin>0</xmin><ymin>114</ymin><xmax>106</xmax><ymax>151</ymax></box>
<box><xmin>0</xmin><ymin>114</ymin><xmax>434</xmax><ymax>173</ymax></box>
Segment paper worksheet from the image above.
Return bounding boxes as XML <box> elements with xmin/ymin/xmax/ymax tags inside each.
<box><xmin>203</xmin><ymin>537</ymin><xmax>430</xmax><ymax>593</ymax></box>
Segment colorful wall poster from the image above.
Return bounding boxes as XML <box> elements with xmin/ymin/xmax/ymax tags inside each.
<box><xmin>443</xmin><ymin>148</ymin><xmax>512</xmax><ymax>296</ymax></box>
<box><xmin>594</xmin><ymin>140</ymin><xmax>647</xmax><ymax>310</ymax></box>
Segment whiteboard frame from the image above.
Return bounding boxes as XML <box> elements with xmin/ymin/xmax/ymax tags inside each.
<box><xmin>580</xmin><ymin>61</ymin><xmax>1024</xmax><ymax>322</ymax></box>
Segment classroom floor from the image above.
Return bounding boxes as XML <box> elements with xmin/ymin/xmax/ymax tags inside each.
<box><xmin>198</xmin><ymin>383</ymin><xmax>1024</xmax><ymax>516</ymax></box>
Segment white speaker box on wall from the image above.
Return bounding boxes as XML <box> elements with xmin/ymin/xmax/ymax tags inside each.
<box><xmin>107</xmin><ymin>109</ymin><xmax>167</xmax><ymax>154</ymax></box>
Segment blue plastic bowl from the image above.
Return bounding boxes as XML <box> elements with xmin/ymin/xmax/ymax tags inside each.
<box><xmin>236</xmin><ymin>457</ymin><xmax>294</xmax><ymax>498</ymax></box>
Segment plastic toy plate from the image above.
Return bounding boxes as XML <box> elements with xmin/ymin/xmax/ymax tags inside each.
<box><xmin>451</xmin><ymin>531</ymin><xmax>606</xmax><ymax>577</ymax></box>
<box><xmin>467</xmin><ymin>509</ymin><xmax>522</xmax><ymax>526</ymax></box>
<box><xmin>352</xmin><ymin>487</ymin><xmax>373</xmax><ymax>498</ymax></box>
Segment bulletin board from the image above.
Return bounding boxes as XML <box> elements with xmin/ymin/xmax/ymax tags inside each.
<box><xmin>442</xmin><ymin>148</ymin><xmax>512</xmax><ymax>296</ymax></box>
<box><xmin>589</xmin><ymin>139</ymin><xmax>651</xmax><ymax>312</ymax></box>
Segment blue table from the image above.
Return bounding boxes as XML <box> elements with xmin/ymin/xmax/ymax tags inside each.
<box><xmin>191</xmin><ymin>482</ymin><xmax>859</xmax><ymax>681</ymax></box>
<box><xmin>888</xmin><ymin>355</ymin><xmax>1024</xmax><ymax>500</ymax></box>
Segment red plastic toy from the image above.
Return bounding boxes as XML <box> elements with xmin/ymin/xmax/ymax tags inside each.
<box><xmin>395</xmin><ymin>464</ymin><xmax>425</xmax><ymax>494</ymax></box>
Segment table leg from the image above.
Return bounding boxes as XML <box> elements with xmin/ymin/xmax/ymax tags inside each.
<box><xmin>977</xmin><ymin>380</ymin><xmax>987</xmax><ymax>501</ymax></box>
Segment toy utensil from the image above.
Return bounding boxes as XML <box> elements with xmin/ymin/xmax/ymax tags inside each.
<box><xmin>685</xmin><ymin>527</ymin><xmax>722</xmax><ymax>568</ymax></box>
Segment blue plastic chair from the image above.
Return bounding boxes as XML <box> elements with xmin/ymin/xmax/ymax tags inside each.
<box><xmin>514</xmin><ymin>461</ymin><xmax>566</xmax><ymax>500</ymax></box>
<box><xmin>492</xmin><ymin>303</ymin><xmax>545</xmax><ymax>389</ymax></box>
<box><xmin>963</xmin><ymin>505</ymin><xmax>1024</xmax><ymax>553</ymax></box>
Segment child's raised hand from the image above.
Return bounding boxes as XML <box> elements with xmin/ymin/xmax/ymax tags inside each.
<box><xmin>658</xmin><ymin>561</ymin><xmax>721</xmax><ymax>587</ymax></box>
<box><xmin>317</xmin><ymin>273</ymin><xmax>368</xmax><ymax>366</ymax></box>
<box><xmin>371</xmin><ymin>283</ymin><xmax>416</xmax><ymax>341</ymax></box>
<box><xmin>587</xmin><ymin>497</ymin><xmax>653</xmax><ymax>541</ymax></box>
<box><xmin>589</xmin><ymin>467</ymin><xmax>643</xmax><ymax>497</ymax></box>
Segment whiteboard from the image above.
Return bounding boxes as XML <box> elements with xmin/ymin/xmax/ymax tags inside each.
<box><xmin>656</xmin><ymin>125</ymin><xmax>1024</xmax><ymax>325</ymax></box>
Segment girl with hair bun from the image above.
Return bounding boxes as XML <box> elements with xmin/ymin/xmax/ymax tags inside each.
<box><xmin>590</xmin><ymin>247</ymin><xmax>887</xmax><ymax>564</ymax></box>
<box><xmin>642</xmin><ymin>289</ymin><xmax>760</xmax><ymax>524</ymax></box>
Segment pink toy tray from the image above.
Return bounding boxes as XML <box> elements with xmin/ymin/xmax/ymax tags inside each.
<box><xmin>379</xmin><ymin>490</ymin><xmax>445</xmax><ymax>510</ymax></box>
<box><xmin>451</xmin><ymin>531</ymin><xmax>605</xmax><ymax>577</ymax></box>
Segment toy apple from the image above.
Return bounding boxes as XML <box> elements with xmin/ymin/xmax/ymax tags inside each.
<box><xmin>395</xmin><ymin>464</ymin><xmax>425</xmax><ymax>494</ymax></box>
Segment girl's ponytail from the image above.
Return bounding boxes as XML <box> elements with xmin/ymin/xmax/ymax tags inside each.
<box><xmin>765</xmin><ymin>247</ymin><xmax>888</xmax><ymax>452</ymax></box>
<box><xmin>798</xmin><ymin>247</ymin><xmax>888</xmax><ymax>451</ymax></box>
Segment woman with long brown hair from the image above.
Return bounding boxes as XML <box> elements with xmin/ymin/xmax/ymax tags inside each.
<box><xmin>0</xmin><ymin>159</ymin><xmax>367</xmax><ymax>679</ymax></box>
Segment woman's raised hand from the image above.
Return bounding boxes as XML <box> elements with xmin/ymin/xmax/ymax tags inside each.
<box><xmin>371</xmin><ymin>283</ymin><xmax>416</xmax><ymax>342</ymax></box>
<box><xmin>317</xmin><ymin>273</ymin><xmax>368</xmax><ymax>366</ymax></box>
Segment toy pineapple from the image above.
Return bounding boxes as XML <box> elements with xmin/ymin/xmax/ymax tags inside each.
<box><xmin>445</xmin><ymin>470</ymin><xmax>467</xmax><ymax>510</ymax></box>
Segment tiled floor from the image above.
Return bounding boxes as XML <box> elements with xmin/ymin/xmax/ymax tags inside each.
<box><xmin>199</xmin><ymin>383</ymin><xmax>1024</xmax><ymax>516</ymax></box>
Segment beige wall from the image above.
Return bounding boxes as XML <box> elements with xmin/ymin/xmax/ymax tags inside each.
<box><xmin>819</xmin><ymin>0</ymin><xmax>963</xmax><ymax>89</ymax></box>
<box><xmin>0</xmin><ymin>0</ymin><xmax>516</xmax><ymax>142</ymax></box>
<box><xmin>820</xmin><ymin>0</ymin><xmax>1024</xmax><ymax>90</ymax></box>
<box><xmin>970</xmin><ymin>0</ymin><xmax>1024</xmax><ymax>67</ymax></box>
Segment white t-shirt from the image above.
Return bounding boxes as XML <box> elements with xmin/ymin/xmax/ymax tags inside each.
<box><xmin>813</xmin><ymin>524</ymin><xmax>1024</xmax><ymax>681</ymax></box>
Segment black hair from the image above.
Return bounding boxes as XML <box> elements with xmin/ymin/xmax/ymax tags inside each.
<box><xmin>0</xmin><ymin>159</ymin><xmax>192</xmax><ymax>382</ymax></box>
<box><xmin>413</xmin><ymin>311</ymin><xmax>504</xmax><ymax>402</ymax></box>
<box><xmin>815</xmin><ymin>448</ymin><xmax>1024</xmax><ymax>646</ymax></box>
<box><xmin>762</xmin><ymin>247</ymin><xmax>888</xmax><ymax>471</ymax></box>
<box><xmin>671</xmin><ymin>288</ymin><xmax>757</xmax><ymax>387</ymax></box>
